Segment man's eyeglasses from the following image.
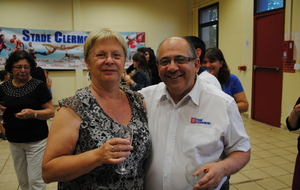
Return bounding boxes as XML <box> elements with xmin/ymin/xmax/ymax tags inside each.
<box><xmin>157</xmin><ymin>56</ymin><xmax>196</xmax><ymax>66</ymax></box>
<box><xmin>12</xmin><ymin>66</ymin><xmax>31</xmax><ymax>70</ymax></box>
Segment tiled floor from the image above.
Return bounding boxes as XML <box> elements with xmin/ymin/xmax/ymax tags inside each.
<box><xmin>0</xmin><ymin>117</ymin><xmax>298</xmax><ymax>190</ymax></box>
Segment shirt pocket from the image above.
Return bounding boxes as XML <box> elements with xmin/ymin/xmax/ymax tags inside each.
<box><xmin>183</xmin><ymin>125</ymin><xmax>219</xmax><ymax>158</ymax></box>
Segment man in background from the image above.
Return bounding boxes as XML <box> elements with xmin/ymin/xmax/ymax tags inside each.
<box><xmin>183</xmin><ymin>35</ymin><xmax>221</xmax><ymax>90</ymax></box>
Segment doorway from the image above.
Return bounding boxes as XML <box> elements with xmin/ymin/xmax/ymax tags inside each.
<box><xmin>252</xmin><ymin>10</ymin><xmax>284</xmax><ymax>127</ymax></box>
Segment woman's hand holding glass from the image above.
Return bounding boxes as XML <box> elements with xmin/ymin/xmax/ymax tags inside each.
<box><xmin>115</xmin><ymin>125</ymin><xmax>133</xmax><ymax>174</ymax></box>
<box><xmin>97</xmin><ymin>137</ymin><xmax>132</xmax><ymax>166</ymax></box>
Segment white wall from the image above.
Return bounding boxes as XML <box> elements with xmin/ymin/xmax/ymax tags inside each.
<box><xmin>1</xmin><ymin>0</ymin><xmax>189</xmax><ymax>105</ymax></box>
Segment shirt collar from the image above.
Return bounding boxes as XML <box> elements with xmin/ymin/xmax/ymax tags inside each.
<box><xmin>157</xmin><ymin>75</ymin><xmax>201</xmax><ymax>106</ymax></box>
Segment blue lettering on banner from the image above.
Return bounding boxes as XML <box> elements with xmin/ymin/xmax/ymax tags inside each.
<box><xmin>190</xmin><ymin>117</ymin><xmax>211</xmax><ymax>125</ymax></box>
<box><xmin>54</xmin><ymin>31</ymin><xmax>87</xmax><ymax>44</ymax></box>
<box><xmin>21</xmin><ymin>30</ymin><xmax>87</xmax><ymax>44</ymax></box>
<box><xmin>22</xmin><ymin>30</ymin><xmax>51</xmax><ymax>42</ymax></box>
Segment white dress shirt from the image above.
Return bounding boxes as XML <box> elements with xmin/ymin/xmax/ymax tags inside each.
<box><xmin>199</xmin><ymin>70</ymin><xmax>221</xmax><ymax>90</ymax></box>
<box><xmin>140</xmin><ymin>76</ymin><xmax>250</xmax><ymax>190</ymax></box>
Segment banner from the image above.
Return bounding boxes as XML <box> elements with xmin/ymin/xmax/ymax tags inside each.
<box><xmin>0</xmin><ymin>27</ymin><xmax>145</xmax><ymax>70</ymax></box>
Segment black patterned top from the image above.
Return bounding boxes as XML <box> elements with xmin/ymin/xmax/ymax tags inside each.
<box><xmin>0</xmin><ymin>78</ymin><xmax>51</xmax><ymax>143</ymax></box>
<box><xmin>57</xmin><ymin>86</ymin><xmax>151</xmax><ymax>190</ymax></box>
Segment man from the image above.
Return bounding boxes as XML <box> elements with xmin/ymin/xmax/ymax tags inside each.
<box><xmin>140</xmin><ymin>37</ymin><xmax>250</xmax><ymax>190</ymax></box>
<box><xmin>26</xmin><ymin>42</ymin><xmax>36</xmax><ymax>59</ymax></box>
<box><xmin>12</xmin><ymin>34</ymin><xmax>24</xmax><ymax>52</ymax></box>
<box><xmin>183</xmin><ymin>35</ymin><xmax>221</xmax><ymax>90</ymax></box>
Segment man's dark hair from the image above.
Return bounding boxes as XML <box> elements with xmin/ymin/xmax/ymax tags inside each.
<box><xmin>183</xmin><ymin>36</ymin><xmax>206</xmax><ymax>64</ymax></box>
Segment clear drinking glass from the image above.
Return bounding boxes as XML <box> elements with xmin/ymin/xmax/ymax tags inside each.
<box><xmin>185</xmin><ymin>161</ymin><xmax>205</xmax><ymax>186</ymax></box>
<box><xmin>115</xmin><ymin>125</ymin><xmax>133</xmax><ymax>175</ymax></box>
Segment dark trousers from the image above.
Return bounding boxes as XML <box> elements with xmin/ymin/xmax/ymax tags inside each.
<box><xmin>219</xmin><ymin>176</ymin><xmax>230</xmax><ymax>190</ymax></box>
<box><xmin>292</xmin><ymin>154</ymin><xmax>300</xmax><ymax>190</ymax></box>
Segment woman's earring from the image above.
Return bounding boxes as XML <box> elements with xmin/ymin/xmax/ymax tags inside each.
<box><xmin>86</xmin><ymin>71</ymin><xmax>91</xmax><ymax>81</ymax></box>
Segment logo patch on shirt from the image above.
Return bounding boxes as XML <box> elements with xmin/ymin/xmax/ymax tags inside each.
<box><xmin>190</xmin><ymin>117</ymin><xmax>211</xmax><ymax>125</ymax></box>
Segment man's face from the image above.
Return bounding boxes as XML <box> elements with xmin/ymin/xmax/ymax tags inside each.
<box><xmin>157</xmin><ymin>37</ymin><xmax>200</xmax><ymax>100</ymax></box>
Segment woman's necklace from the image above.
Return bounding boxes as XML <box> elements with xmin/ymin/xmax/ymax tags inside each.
<box><xmin>91</xmin><ymin>86</ymin><xmax>125</xmax><ymax>125</ymax></box>
<box><xmin>106</xmin><ymin>92</ymin><xmax>125</xmax><ymax>125</ymax></box>
<box><xmin>12</xmin><ymin>76</ymin><xmax>32</xmax><ymax>87</ymax></box>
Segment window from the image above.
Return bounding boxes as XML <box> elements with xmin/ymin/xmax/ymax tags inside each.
<box><xmin>198</xmin><ymin>3</ymin><xmax>219</xmax><ymax>48</ymax></box>
<box><xmin>255</xmin><ymin>0</ymin><xmax>285</xmax><ymax>14</ymax></box>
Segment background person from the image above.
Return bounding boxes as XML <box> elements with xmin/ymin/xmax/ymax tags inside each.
<box><xmin>0</xmin><ymin>70</ymin><xmax>10</xmax><ymax>140</ymax></box>
<box><xmin>42</xmin><ymin>28</ymin><xmax>151</xmax><ymax>189</ymax></box>
<box><xmin>126</xmin><ymin>47</ymin><xmax>161</xmax><ymax>85</ymax></box>
<box><xmin>140</xmin><ymin>37</ymin><xmax>250</xmax><ymax>190</ymax></box>
<box><xmin>203</xmin><ymin>47</ymin><xmax>249</xmax><ymax>113</ymax></box>
<box><xmin>0</xmin><ymin>70</ymin><xmax>11</xmax><ymax>83</ymax></box>
<box><xmin>44</xmin><ymin>69</ymin><xmax>52</xmax><ymax>96</ymax></box>
<box><xmin>183</xmin><ymin>36</ymin><xmax>221</xmax><ymax>90</ymax></box>
<box><xmin>137</xmin><ymin>47</ymin><xmax>161</xmax><ymax>85</ymax></box>
<box><xmin>31</xmin><ymin>66</ymin><xmax>46</xmax><ymax>84</ymax></box>
<box><xmin>286</xmin><ymin>97</ymin><xmax>300</xmax><ymax>190</ymax></box>
<box><xmin>123</xmin><ymin>52</ymin><xmax>151</xmax><ymax>91</ymax></box>
<box><xmin>0</xmin><ymin>50</ymin><xmax>54</xmax><ymax>190</ymax></box>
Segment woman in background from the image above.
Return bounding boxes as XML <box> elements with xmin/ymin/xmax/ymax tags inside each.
<box><xmin>203</xmin><ymin>47</ymin><xmax>249</xmax><ymax>113</ymax></box>
<box><xmin>0</xmin><ymin>50</ymin><xmax>54</xmax><ymax>189</ymax></box>
<box><xmin>137</xmin><ymin>47</ymin><xmax>161</xmax><ymax>85</ymax></box>
<box><xmin>0</xmin><ymin>70</ymin><xmax>10</xmax><ymax>140</ymax></box>
<box><xmin>44</xmin><ymin>69</ymin><xmax>52</xmax><ymax>96</ymax></box>
<box><xmin>123</xmin><ymin>52</ymin><xmax>151</xmax><ymax>91</ymax></box>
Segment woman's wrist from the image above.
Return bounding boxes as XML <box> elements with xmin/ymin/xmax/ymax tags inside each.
<box><xmin>33</xmin><ymin>111</ymin><xmax>37</xmax><ymax>118</ymax></box>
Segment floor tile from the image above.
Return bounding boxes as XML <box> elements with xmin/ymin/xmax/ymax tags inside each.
<box><xmin>232</xmin><ymin>181</ymin><xmax>265</xmax><ymax>190</ymax></box>
<box><xmin>240</xmin><ymin>168</ymin><xmax>271</xmax><ymax>180</ymax></box>
<box><xmin>249</xmin><ymin>158</ymin><xmax>274</xmax><ymax>168</ymax></box>
<box><xmin>255</xmin><ymin>177</ymin><xmax>289</xmax><ymax>190</ymax></box>
<box><xmin>230</xmin><ymin>172</ymin><xmax>250</xmax><ymax>184</ymax></box>
<box><xmin>259</xmin><ymin>165</ymin><xmax>290</xmax><ymax>177</ymax></box>
<box><xmin>252</xmin><ymin>150</ymin><xmax>276</xmax><ymax>158</ymax></box>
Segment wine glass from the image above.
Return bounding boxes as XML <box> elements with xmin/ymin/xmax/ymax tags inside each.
<box><xmin>115</xmin><ymin>125</ymin><xmax>133</xmax><ymax>175</ymax></box>
<box><xmin>185</xmin><ymin>161</ymin><xmax>205</xmax><ymax>187</ymax></box>
<box><xmin>0</xmin><ymin>101</ymin><xmax>5</xmax><ymax>124</ymax></box>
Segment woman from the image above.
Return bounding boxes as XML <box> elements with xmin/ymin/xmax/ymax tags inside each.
<box><xmin>123</xmin><ymin>52</ymin><xmax>151</xmax><ymax>91</ymax></box>
<box><xmin>0</xmin><ymin>70</ymin><xmax>11</xmax><ymax>82</ymax></box>
<box><xmin>286</xmin><ymin>97</ymin><xmax>300</xmax><ymax>190</ymax></box>
<box><xmin>0</xmin><ymin>50</ymin><xmax>54</xmax><ymax>189</ymax></box>
<box><xmin>203</xmin><ymin>47</ymin><xmax>249</xmax><ymax>113</ymax></box>
<box><xmin>44</xmin><ymin>69</ymin><xmax>52</xmax><ymax>96</ymax></box>
<box><xmin>137</xmin><ymin>47</ymin><xmax>161</xmax><ymax>85</ymax></box>
<box><xmin>0</xmin><ymin>70</ymin><xmax>11</xmax><ymax>140</ymax></box>
<box><xmin>42</xmin><ymin>28</ymin><xmax>151</xmax><ymax>189</ymax></box>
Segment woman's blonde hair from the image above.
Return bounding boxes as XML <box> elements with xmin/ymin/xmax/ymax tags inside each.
<box><xmin>84</xmin><ymin>28</ymin><xmax>128</xmax><ymax>60</ymax></box>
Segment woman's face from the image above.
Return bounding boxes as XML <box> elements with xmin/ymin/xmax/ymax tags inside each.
<box><xmin>85</xmin><ymin>39</ymin><xmax>125</xmax><ymax>84</ymax></box>
<box><xmin>133</xmin><ymin>61</ymin><xmax>139</xmax><ymax>68</ymax></box>
<box><xmin>4</xmin><ymin>73</ymin><xmax>10</xmax><ymax>81</ymax></box>
<box><xmin>202</xmin><ymin>57</ymin><xmax>223</xmax><ymax>77</ymax></box>
<box><xmin>144</xmin><ymin>51</ymin><xmax>150</xmax><ymax>62</ymax></box>
<box><xmin>11</xmin><ymin>59</ymin><xmax>31</xmax><ymax>82</ymax></box>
